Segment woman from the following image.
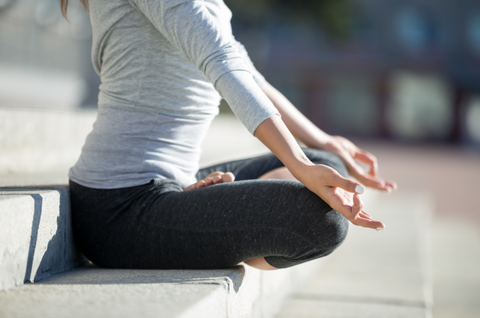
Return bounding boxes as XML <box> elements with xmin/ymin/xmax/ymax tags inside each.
<box><xmin>62</xmin><ymin>0</ymin><xmax>396</xmax><ymax>270</ymax></box>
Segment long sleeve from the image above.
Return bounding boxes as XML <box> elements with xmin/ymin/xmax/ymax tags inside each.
<box><xmin>127</xmin><ymin>0</ymin><xmax>278</xmax><ymax>133</ymax></box>
<box><xmin>231</xmin><ymin>38</ymin><xmax>266</xmax><ymax>88</ymax></box>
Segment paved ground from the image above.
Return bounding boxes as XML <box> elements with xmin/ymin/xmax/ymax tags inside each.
<box><xmin>357</xmin><ymin>140</ymin><xmax>480</xmax><ymax>226</ymax></box>
<box><xmin>354</xmin><ymin>140</ymin><xmax>480</xmax><ymax>318</ymax></box>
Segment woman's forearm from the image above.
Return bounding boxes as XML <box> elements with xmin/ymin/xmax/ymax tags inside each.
<box><xmin>261</xmin><ymin>81</ymin><xmax>331</xmax><ymax>149</ymax></box>
<box><xmin>253</xmin><ymin>114</ymin><xmax>315</xmax><ymax>180</ymax></box>
<box><xmin>259</xmin><ymin>81</ymin><xmax>397</xmax><ymax>194</ymax></box>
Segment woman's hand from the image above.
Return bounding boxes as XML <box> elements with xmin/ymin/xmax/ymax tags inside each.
<box><xmin>261</xmin><ymin>81</ymin><xmax>396</xmax><ymax>193</ymax></box>
<box><xmin>184</xmin><ymin>171</ymin><xmax>235</xmax><ymax>191</ymax></box>
<box><xmin>324</xmin><ymin>136</ymin><xmax>397</xmax><ymax>192</ymax></box>
<box><xmin>296</xmin><ymin>163</ymin><xmax>385</xmax><ymax>230</ymax></box>
<box><xmin>254</xmin><ymin>115</ymin><xmax>385</xmax><ymax>230</ymax></box>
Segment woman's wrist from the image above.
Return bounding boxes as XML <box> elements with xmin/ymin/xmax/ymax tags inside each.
<box><xmin>254</xmin><ymin>114</ymin><xmax>314</xmax><ymax>178</ymax></box>
<box><xmin>307</xmin><ymin>131</ymin><xmax>333</xmax><ymax>150</ymax></box>
<box><xmin>287</xmin><ymin>159</ymin><xmax>316</xmax><ymax>183</ymax></box>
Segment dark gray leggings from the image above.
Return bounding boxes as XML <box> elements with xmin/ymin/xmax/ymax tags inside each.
<box><xmin>69</xmin><ymin>149</ymin><xmax>349</xmax><ymax>269</ymax></box>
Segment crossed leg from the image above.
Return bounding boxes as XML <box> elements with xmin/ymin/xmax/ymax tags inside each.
<box><xmin>187</xmin><ymin>167</ymin><xmax>298</xmax><ymax>270</ymax></box>
<box><xmin>187</xmin><ymin>149</ymin><xmax>349</xmax><ymax>271</ymax></box>
<box><xmin>244</xmin><ymin>167</ymin><xmax>298</xmax><ymax>270</ymax></box>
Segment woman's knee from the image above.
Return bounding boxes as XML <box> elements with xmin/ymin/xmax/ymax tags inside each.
<box><xmin>265</xmin><ymin>209</ymin><xmax>349</xmax><ymax>269</ymax></box>
<box><xmin>300</xmin><ymin>207</ymin><xmax>349</xmax><ymax>259</ymax></box>
<box><xmin>321</xmin><ymin>211</ymin><xmax>349</xmax><ymax>255</ymax></box>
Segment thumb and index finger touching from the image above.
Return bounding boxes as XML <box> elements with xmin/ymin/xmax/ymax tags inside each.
<box><xmin>344</xmin><ymin>150</ymin><xmax>397</xmax><ymax>192</ymax></box>
<box><xmin>353</xmin><ymin>149</ymin><xmax>378</xmax><ymax>177</ymax></box>
<box><xmin>325</xmin><ymin>168</ymin><xmax>385</xmax><ymax>230</ymax></box>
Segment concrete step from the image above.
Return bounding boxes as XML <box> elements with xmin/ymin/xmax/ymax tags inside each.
<box><xmin>0</xmin><ymin>265</ymin><xmax>247</xmax><ymax>318</ymax></box>
<box><xmin>0</xmin><ymin>257</ymin><xmax>326</xmax><ymax>318</ymax></box>
<box><xmin>276</xmin><ymin>190</ymin><xmax>433</xmax><ymax>318</ymax></box>
<box><xmin>0</xmin><ymin>187</ymin><xmax>84</xmax><ymax>291</ymax></box>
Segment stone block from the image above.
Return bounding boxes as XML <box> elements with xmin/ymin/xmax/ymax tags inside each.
<box><xmin>0</xmin><ymin>187</ymin><xmax>84</xmax><ymax>291</ymax></box>
<box><xmin>0</xmin><ymin>257</ymin><xmax>324</xmax><ymax>317</ymax></box>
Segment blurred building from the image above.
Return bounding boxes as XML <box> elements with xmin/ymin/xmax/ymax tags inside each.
<box><xmin>230</xmin><ymin>0</ymin><xmax>480</xmax><ymax>145</ymax></box>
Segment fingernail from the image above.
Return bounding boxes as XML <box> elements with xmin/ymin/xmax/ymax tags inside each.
<box><xmin>355</xmin><ymin>185</ymin><xmax>365</xmax><ymax>194</ymax></box>
<box><xmin>376</xmin><ymin>227</ymin><xmax>383</xmax><ymax>231</ymax></box>
<box><xmin>374</xmin><ymin>162</ymin><xmax>378</xmax><ymax>170</ymax></box>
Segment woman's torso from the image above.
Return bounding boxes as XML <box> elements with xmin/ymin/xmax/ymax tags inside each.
<box><xmin>69</xmin><ymin>0</ymin><xmax>235</xmax><ymax>189</ymax></box>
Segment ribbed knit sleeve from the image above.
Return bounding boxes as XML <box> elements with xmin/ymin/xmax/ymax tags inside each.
<box><xmin>128</xmin><ymin>0</ymin><xmax>278</xmax><ymax>134</ymax></box>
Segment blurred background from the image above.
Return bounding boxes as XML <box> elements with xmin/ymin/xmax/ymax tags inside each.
<box><xmin>2</xmin><ymin>0</ymin><xmax>480</xmax><ymax>143</ymax></box>
<box><xmin>0</xmin><ymin>0</ymin><xmax>479</xmax><ymax>317</ymax></box>
<box><xmin>224</xmin><ymin>0</ymin><xmax>480</xmax><ymax>145</ymax></box>
<box><xmin>1</xmin><ymin>0</ymin><xmax>480</xmax><ymax>144</ymax></box>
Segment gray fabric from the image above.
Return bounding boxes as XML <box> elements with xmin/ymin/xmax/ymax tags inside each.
<box><xmin>69</xmin><ymin>149</ymin><xmax>349</xmax><ymax>269</ymax></box>
<box><xmin>69</xmin><ymin>0</ymin><xmax>279</xmax><ymax>189</ymax></box>
<box><xmin>70</xmin><ymin>106</ymin><xmax>210</xmax><ymax>188</ymax></box>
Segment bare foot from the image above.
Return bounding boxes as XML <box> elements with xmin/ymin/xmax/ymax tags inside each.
<box><xmin>244</xmin><ymin>257</ymin><xmax>278</xmax><ymax>270</ymax></box>
<box><xmin>184</xmin><ymin>171</ymin><xmax>235</xmax><ymax>191</ymax></box>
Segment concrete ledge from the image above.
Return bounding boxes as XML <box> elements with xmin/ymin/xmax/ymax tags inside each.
<box><xmin>0</xmin><ymin>259</ymin><xmax>325</xmax><ymax>318</ymax></box>
<box><xmin>0</xmin><ymin>265</ymin><xmax>242</xmax><ymax>318</ymax></box>
<box><xmin>0</xmin><ymin>187</ymin><xmax>84</xmax><ymax>291</ymax></box>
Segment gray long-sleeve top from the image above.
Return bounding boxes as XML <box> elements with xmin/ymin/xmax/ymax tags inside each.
<box><xmin>69</xmin><ymin>0</ymin><xmax>279</xmax><ymax>189</ymax></box>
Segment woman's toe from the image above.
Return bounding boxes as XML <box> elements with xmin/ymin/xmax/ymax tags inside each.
<box><xmin>222</xmin><ymin>172</ymin><xmax>235</xmax><ymax>183</ymax></box>
<box><xmin>207</xmin><ymin>171</ymin><xmax>224</xmax><ymax>178</ymax></box>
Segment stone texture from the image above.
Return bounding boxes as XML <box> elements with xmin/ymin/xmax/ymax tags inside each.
<box><xmin>0</xmin><ymin>260</ymin><xmax>325</xmax><ymax>318</ymax></box>
<box><xmin>0</xmin><ymin>265</ymin><xmax>242</xmax><ymax>318</ymax></box>
<box><xmin>0</xmin><ymin>278</ymin><xmax>227</xmax><ymax>318</ymax></box>
<box><xmin>276</xmin><ymin>299</ymin><xmax>427</xmax><ymax>318</ymax></box>
<box><xmin>0</xmin><ymin>187</ymin><xmax>84</xmax><ymax>291</ymax></box>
